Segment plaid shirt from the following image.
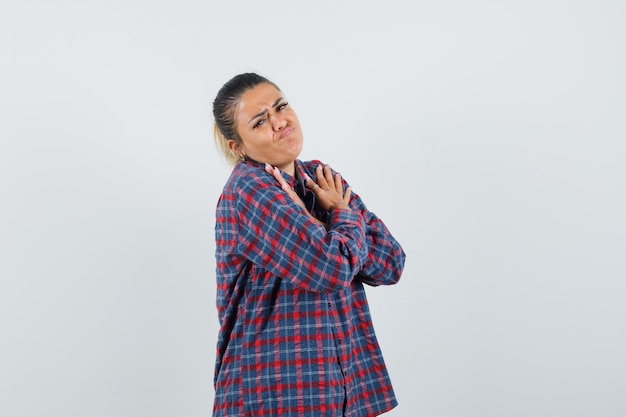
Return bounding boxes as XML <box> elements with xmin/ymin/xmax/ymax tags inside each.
<box><xmin>213</xmin><ymin>159</ymin><xmax>406</xmax><ymax>417</ymax></box>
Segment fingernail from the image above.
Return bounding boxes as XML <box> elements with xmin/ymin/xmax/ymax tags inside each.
<box><xmin>265</xmin><ymin>163</ymin><xmax>271</xmax><ymax>170</ymax></box>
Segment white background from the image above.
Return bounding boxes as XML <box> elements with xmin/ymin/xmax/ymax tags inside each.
<box><xmin>2</xmin><ymin>1</ymin><xmax>625</xmax><ymax>416</ymax></box>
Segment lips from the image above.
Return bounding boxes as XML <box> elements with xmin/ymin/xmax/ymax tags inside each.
<box><xmin>279</xmin><ymin>126</ymin><xmax>294</xmax><ymax>139</ymax></box>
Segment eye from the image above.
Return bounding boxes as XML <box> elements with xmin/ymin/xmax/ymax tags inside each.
<box><xmin>277</xmin><ymin>102</ymin><xmax>288</xmax><ymax>111</ymax></box>
<box><xmin>253</xmin><ymin>118</ymin><xmax>265</xmax><ymax>129</ymax></box>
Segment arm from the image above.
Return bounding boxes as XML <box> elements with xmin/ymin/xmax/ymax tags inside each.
<box><xmin>233</xmin><ymin>168</ymin><xmax>368</xmax><ymax>293</ymax></box>
<box><xmin>300</xmin><ymin>162</ymin><xmax>405</xmax><ymax>287</ymax></box>
<box><xmin>349</xmin><ymin>190</ymin><xmax>406</xmax><ymax>287</ymax></box>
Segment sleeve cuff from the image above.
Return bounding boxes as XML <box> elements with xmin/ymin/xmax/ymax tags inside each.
<box><xmin>328</xmin><ymin>207</ymin><xmax>363</xmax><ymax>229</ymax></box>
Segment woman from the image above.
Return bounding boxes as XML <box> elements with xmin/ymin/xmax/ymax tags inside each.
<box><xmin>211</xmin><ymin>73</ymin><xmax>406</xmax><ymax>417</ymax></box>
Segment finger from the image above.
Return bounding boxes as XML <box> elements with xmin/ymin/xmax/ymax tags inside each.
<box><xmin>268</xmin><ymin>164</ymin><xmax>293</xmax><ymax>193</ymax></box>
<box><xmin>265</xmin><ymin>163</ymin><xmax>283</xmax><ymax>184</ymax></box>
<box><xmin>343</xmin><ymin>187</ymin><xmax>352</xmax><ymax>204</ymax></box>
<box><xmin>315</xmin><ymin>164</ymin><xmax>330</xmax><ymax>189</ymax></box>
<box><xmin>323</xmin><ymin>164</ymin><xmax>335</xmax><ymax>186</ymax></box>
<box><xmin>271</xmin><ymin>166</ymin><xmax>285</xmax><ymax>185</ymax></box>
<box><xmin>303</xmin><ymin>173</ymin><xmax>313</xmax><ymax>188</ymax></box>
<box><xmin>333</xmin><ymin>173</ymin><xmax>343</xmax><ymax>194</ymax></box>
<box><xmin>303</xmin><ymin>173</ymin><xmax>319</xmax><ymax>192</ymax></box>
<box><xmin>273</xmin><ymin>167</ymin><xmax>293</xmax><ymax>191</ymax></box>
<box><xmin>265</xmin><ymin>164</ymin><xmax>308</xmax><ymax>209</ymax></box>
<box><xmin>276</xmin><ymin>172</ymin><xmax>307</xmax><ymax>208</ymax></box>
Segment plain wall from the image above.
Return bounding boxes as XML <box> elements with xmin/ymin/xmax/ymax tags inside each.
<box><xmin>1</xmin><ymin>1</ymin><xmax>625</xmax><ymax>416</ymax></box>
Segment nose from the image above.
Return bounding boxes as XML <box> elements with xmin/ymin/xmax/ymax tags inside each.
<box><xmin>270</xmin><ymin>114</ymin><xmax>286</xmax><ymax>131</ymax></box>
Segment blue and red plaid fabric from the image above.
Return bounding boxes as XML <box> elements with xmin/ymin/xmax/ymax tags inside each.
<box><xmin>213</xmin><ymin>159</ymin><xmax>406</xmax><ymax>417</ymax></box>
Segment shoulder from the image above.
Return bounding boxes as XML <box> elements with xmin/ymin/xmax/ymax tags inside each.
<box><xmin>298</xmin><ymin>159</ymin><xmax>349</xmax><ymax>180</ymax></box>
<box><xmin>224</xmin><ymin>162</ymin><xmax>270</xmax><ymax>188</ymax></box>
<box><xmin>299</xmin><ymin>159</ymin><xmax>324</xmax><ymax>169</ymax></box>
<box><xmin>218</xmin><ymin>163</ymin><xmax>282</xmax><ymax>213</ymax></box>
<box><xmin>297</xmin><ymin>159</ymin><xmax>325</xmax><ymax>175</ymax></box>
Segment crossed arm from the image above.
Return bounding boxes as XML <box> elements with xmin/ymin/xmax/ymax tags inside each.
<box><xmin>264</xmin><ymin>162</ymin><xmax>405</xmax><ymax>287</ymax></box>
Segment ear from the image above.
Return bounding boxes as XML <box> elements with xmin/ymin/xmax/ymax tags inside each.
<box><xmin>226</xmin><ymin>139</ymin><xmax>239</xmax><ymax>154</ymax></box>
<box><xmin>227</xmin><ymin>139</ymin><xmax>240</xmax><ymax>155</ymax></box>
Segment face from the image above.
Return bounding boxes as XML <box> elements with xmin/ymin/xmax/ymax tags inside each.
<box><xmin>230</xmin><ymin>82</ymin><xmax>304</xmax><ymax>175</ymax></box>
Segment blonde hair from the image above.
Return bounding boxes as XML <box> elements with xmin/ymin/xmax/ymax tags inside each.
<box><xmin>213</xmin><ymin>122</ymin><xmax>240</xmax><ymax>165</ymax></box>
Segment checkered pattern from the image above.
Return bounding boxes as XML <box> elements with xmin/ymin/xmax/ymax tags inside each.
<box><xmin>213</xmin><ymin>159</ymin><xmax>406</xmax><ymax>417</ymax></box>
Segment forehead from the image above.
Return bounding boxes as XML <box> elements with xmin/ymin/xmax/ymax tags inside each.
<box><xmin>236</xmin><ymin>83</ymin><xmax>283</xmax><ymax>115</ymax></box>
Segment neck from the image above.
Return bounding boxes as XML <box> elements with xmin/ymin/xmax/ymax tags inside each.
<box><xmin>242</xmin><ymin>156</ymin><xmax>295</xmax><ymax>176</ymax></box>
<box><xmin>278</xmin><ymin>161</ymin><xmax>295</xmax><ymax>176</ymax></box>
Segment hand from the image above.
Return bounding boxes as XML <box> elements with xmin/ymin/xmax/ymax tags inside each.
<box><xmin>265</xmin><ymin>163</ymin><xmax>326</xmax><ymax>227</ymax></box>
<box><xmin>304</xmin><ymin>164</ymin><xmax>352</xmax><ymax>212</ymax></box>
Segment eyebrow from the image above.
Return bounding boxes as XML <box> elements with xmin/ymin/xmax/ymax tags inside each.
<box><xmin>248</xmin><ymin>97</ymin><xmax>284</xmax><ymax>124</ymax></box>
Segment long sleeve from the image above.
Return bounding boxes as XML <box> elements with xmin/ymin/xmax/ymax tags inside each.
<box><xmin>224</xmin><ymin>167</ymin><xmax>369</xmax><ymax>293</ymax></box>
<box><xmin>349</xmin><ymin>191</ymin><xmax>406</xmax><ymax>287</ymax></box>
<box><xmin>301</xmin><ymin>160</ymin><xmax>406</xmax><ymax>287</ymax></box>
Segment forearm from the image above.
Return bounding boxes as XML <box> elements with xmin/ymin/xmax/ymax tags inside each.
<box><xmin>348</xmin><ymin>196</ymin><xmax>405</xmax><ymax>286</ymax></box>
<box><xmin>235</xmin><ymin>180</ymin><xmax>369</xmax><ymax>293</ymax></box>
<box><xmin>357</xmin><ymin>217</ymin><xmax>406</xmax><ymax>286</ymax></box>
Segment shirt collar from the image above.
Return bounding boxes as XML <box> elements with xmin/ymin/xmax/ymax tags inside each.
<box><xmin>240</xmin><ymin>158</ymin><xmax>315</xmax><ymax>212</ymax></box>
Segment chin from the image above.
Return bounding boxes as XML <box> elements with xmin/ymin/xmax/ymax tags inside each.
<box><xmin>290</xmin><ymin>150</ymin><xmax>302</xmax><ymax>161</ymax></box>
<box><xmin>290</xmin><ymin>141</ymin><xmax>303</xmax><ymax>157</ymax></box>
